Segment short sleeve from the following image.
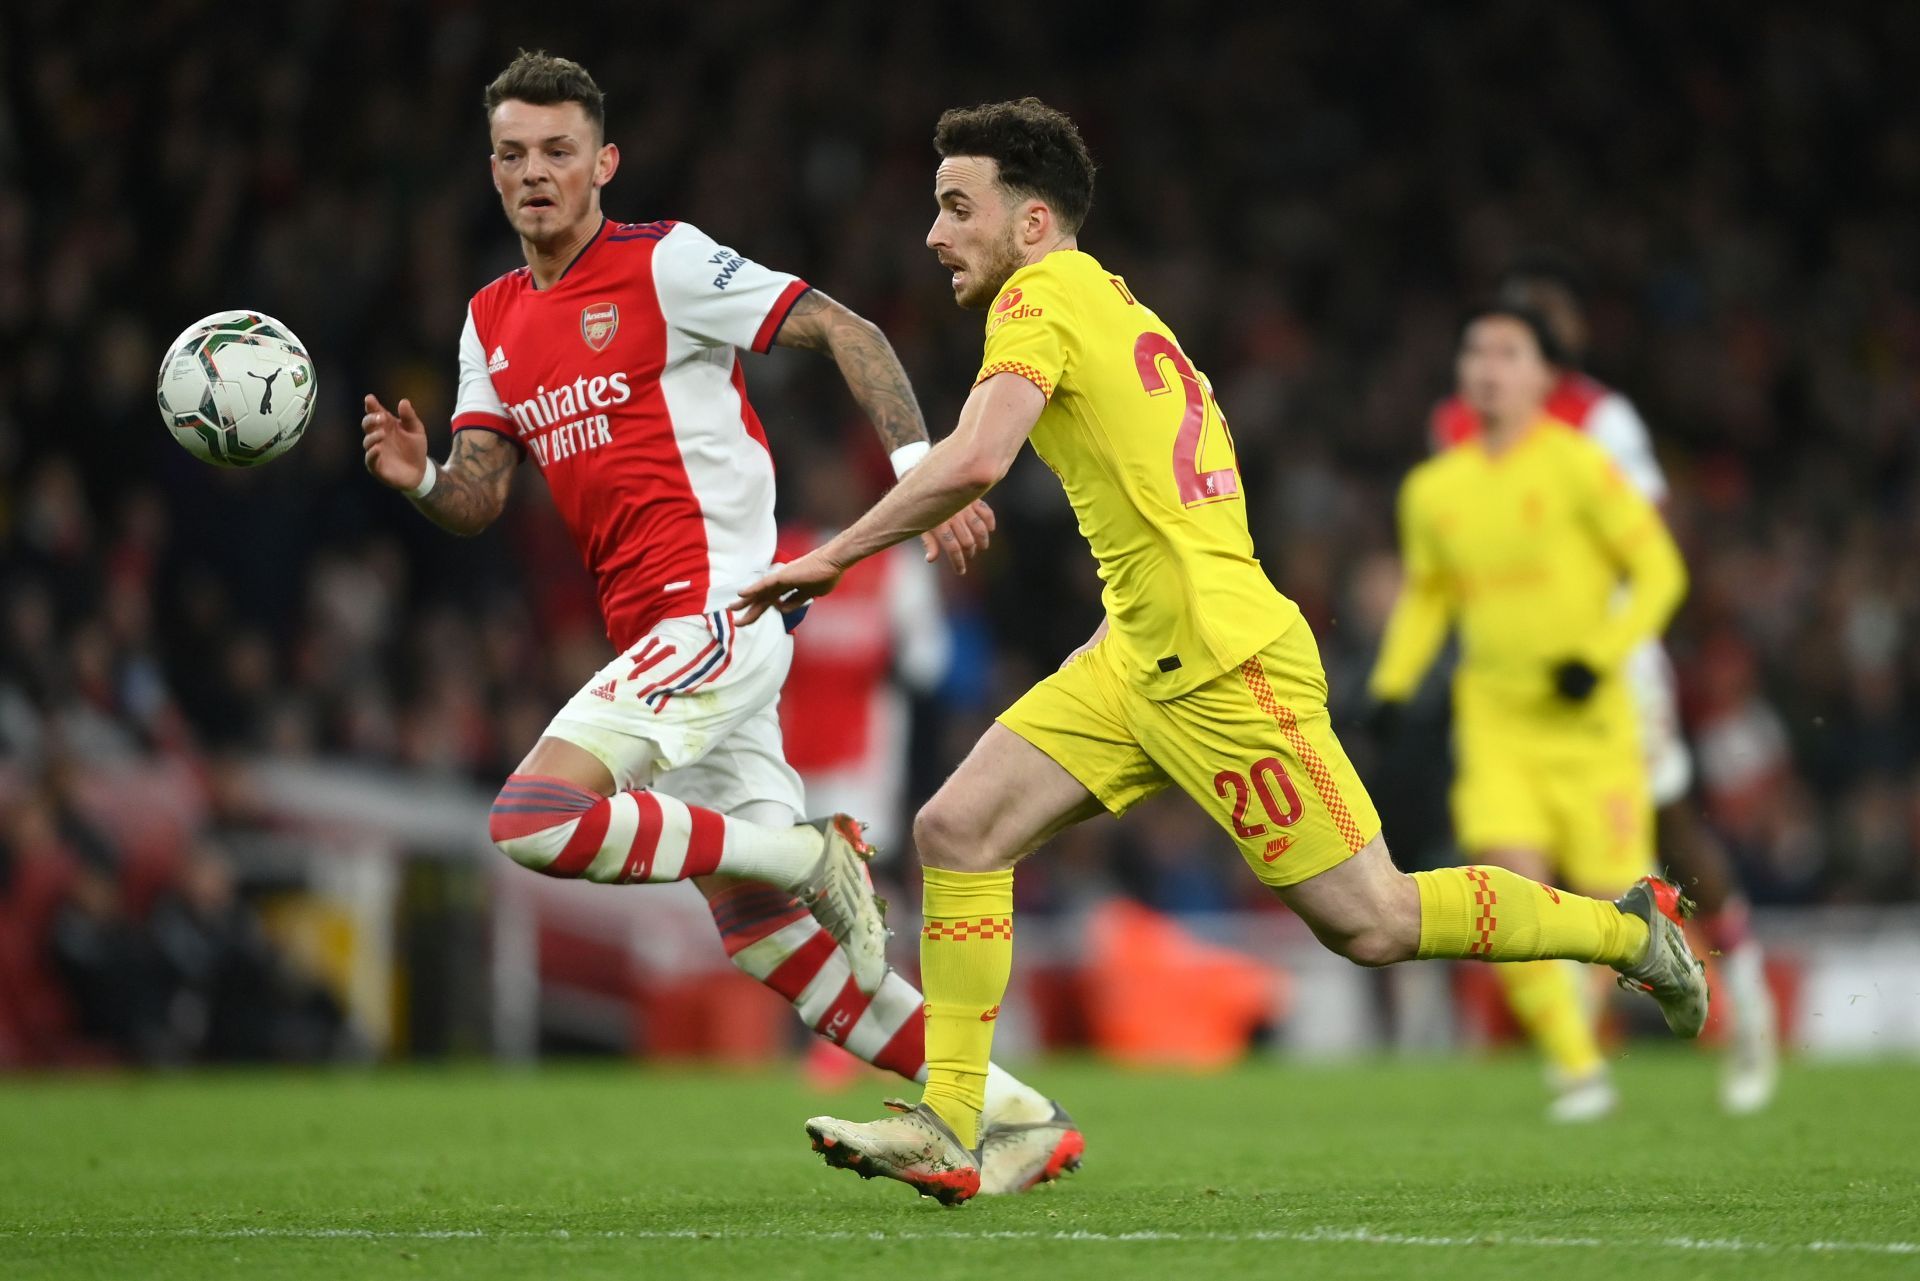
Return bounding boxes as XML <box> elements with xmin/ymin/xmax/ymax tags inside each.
<box><xmin>451</xmin><ymin>307</ymin><xmax>524</xmax><ymax>453</ymax></box>
<box><xmin>652</xmin><ymin>222</ymin><xmax>810</xmax><ymax>353</ymax></box>
<box><xmin>974</xmin><ymin>270</ymin><xmax>1070</xmax><ymax>399</ymax></box>
<box><xmin>1570</xmin><ymin>435</ymin><xmax>1659</xmax><ymax>555</ymax></box>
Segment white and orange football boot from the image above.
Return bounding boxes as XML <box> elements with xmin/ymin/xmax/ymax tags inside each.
<box><xmin>978</xmin><ymin>1101</ymin><xmax>1084</xmax><ymax>1195</ymax></box>
<box><xmin>1613</xmin><ymin>876</ymin><xmax>1711</xmax><ymax>1038</ymax></box>
<box><xmin>793</xmin><ymin>816</ymin><xmax>889</xmax><ymax>995</ymax></box>
<box><xmin>806</xmin><ymin>1100</ymin><xmax>981</xmax><ymax>1205</ymax></box>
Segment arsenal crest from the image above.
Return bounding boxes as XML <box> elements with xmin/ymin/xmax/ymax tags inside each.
<box><xmin>581</xmin><ymin>302</ymin><xmax>619</xmax><ymax>353</ymax></box>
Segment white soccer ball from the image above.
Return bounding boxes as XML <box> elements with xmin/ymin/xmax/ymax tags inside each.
<box><xmin>156</xmin><ymin>310</ymin><xmax>317</xmax><ymax>467</ymax></box>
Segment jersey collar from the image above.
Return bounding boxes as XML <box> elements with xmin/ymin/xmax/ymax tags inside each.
<box><xmin>532</xmin><ymin>218</ymin><xmax>609</xmax><ymax>292</ymax></box>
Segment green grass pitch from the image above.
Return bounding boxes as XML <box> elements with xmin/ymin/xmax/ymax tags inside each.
<box><xmin>2</xmin><ymin>1053</ymin><xmax>1916</xmax><ymax>1280</ymax></box>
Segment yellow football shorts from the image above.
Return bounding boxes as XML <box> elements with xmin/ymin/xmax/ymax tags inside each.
<box><xmin>1450</xmin><ymin>710</ymin><xmax>1654</xmax><ymax>898</ymax></box>
<box><xmin>998</xmin><ymin>621</ymin><xmax>1381</xmax><ymax>888</ymax></box>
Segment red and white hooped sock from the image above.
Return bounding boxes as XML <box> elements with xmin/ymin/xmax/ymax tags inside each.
<box><xmin>703</xmin><ymin>882</ymin><xmax>1057</xmax><ymax>1124</ymax></box>
<box><xmin>708</xmin><ymin>882</ymin><xmax>927</xmax><ymax>1079</ymax></box>
<box><xmin>487</xmin><ymin>774</ymin><xmax>820</xmax><ymax>888</ymax></box>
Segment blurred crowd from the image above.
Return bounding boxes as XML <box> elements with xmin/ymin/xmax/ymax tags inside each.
<box><xmin>4</xmin><ymin>0</ymin><xmax>1919</xmax><ymax>1060</ymax></box>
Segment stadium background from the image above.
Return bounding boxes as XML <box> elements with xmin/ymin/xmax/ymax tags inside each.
<box><xmin>3</xmin><ymin>0</ymin><xmax>1918</xmax><ymax>1071</ymax></box>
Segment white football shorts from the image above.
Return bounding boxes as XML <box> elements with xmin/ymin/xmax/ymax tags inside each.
<box><xmin>1625</xmin><ymin>638</ymin><xmax>1693</xmax><ymax>807</ymax></box>
<box><xmin>543</xmin><ymin>609</ymin><xmax>806</xmax><ymax>820</ymax></box>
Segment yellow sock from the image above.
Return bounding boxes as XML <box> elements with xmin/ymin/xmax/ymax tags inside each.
<box><xmin>918</xmin><ymin>866</ymin><xmax>1015</xmax><ymax>1149</ymax></box>
<box><xmin>1496</xmin><ymin>960</ymin><xmax>1605</xmax><ymax>1081</ymax></box>
<box><xmin>1410</xmin><ymin>866</ymin><xmax>1648</xmax><ymax>967</ymax></box>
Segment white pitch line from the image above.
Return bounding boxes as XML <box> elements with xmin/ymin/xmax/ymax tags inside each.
<box><xmin>2</xmin><ymin>1225</ymin><xmax>1915</xmax><ymax>1257</ymax></box>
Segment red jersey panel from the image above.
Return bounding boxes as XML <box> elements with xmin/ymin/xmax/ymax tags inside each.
<box><xmin>1429</xmin><ymin>370</ymin><xmax>1609</xmax><ymax>448</ymax></box>
<box><xmin>451</xmin><ymin>219</ymin><xmax>809</xmax><ymax>650</ymax></box>
<box><xmin>1427</xmin><ymin>370</ymin><xmax>1667</xmax><ymax>502</ymax></box>
<box><xmin>774</xmin><ymin>522</ymin><xmax>895</xmax><ymax>770</ymax></box>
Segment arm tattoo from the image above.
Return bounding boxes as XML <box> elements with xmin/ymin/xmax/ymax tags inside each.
<box><xmin>778</xmin><ymin>290</ymin><xmax>929</xmax><ymax>453</ymax></box>
<box><xmin>415</xmin><ymin>429</ymin><xmax>519</xmax><ymax>536</ymax></box>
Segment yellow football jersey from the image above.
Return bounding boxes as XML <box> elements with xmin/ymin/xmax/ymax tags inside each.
<box><xmin>1368</xmin><ymin>420</ymin><xmax>1686</xmax><ymax>728</ymax></box>
<box><xmin>976</xmin><ymin>249</ymin><xmax>1297</xmax><ymax>699</ymax></box>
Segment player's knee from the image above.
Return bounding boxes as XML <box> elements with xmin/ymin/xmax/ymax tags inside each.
<box><xmin>487</xmin><ymin>790</ymin><xmax>568</xmax><ymax>875</ymax></box>
<box><xmin>1334</xmin><ymin>925</ymin><xmax>1415</xmax><ymax>968</ymax></box>
<box><xmin>912</xmin><ymin>799</ymin><xmax>995</xmax><ymax>872</ymax></box>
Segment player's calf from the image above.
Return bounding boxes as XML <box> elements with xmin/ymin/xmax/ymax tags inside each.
<box><xmin>707</xmin><ymin>879</ymin><xmax>923</xmax><ymax>1071</ymax></box>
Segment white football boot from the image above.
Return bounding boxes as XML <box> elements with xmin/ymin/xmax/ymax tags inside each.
<box><xmin>1547</xmin><ymin>1073</ymin><xmax>1620</xmax><ymax>1124</ymax></box>
<box><xmin>806</xmin><ymin>1100</ymin><xmax>981</xmax><ymax>1205</ymax></box>
<box><xmin>978</xmin><ymin>1101</ymin><xmax>1085</xmax><ymax>1194</ymax></box>
<box><xmin>1719</xmin><ymin>943</ymin><xmax>1780</xmax><ymax>1115</ymax></box>
<box><xmin>793</xmin><ymin>816</ymin><xmax>889</xmax><ymax>994</ymax></box>
<box><xmin>1613</xmin><ymin>876</ymin><xmax>1711</xmax><ymax>1038</ymax></box>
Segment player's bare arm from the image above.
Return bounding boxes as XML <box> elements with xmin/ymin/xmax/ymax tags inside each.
<box><xmin>733</xmin><ymin>372</ymin><xmax>1042</xmax><ymax>622</ymax></box>
<box><xmin>775</xmin><ymin>288</ymin><xmax>995</xmax><ymax>572</ymax></box>
<box><xmin>361</xmin><ymin>393</ymin><xmax>516</xmax><ymax>537</ymax></box>
<box><xmin>776</xmin><ymin>290</ymin><xmax>927</xmax><ymax>453</ymax></box>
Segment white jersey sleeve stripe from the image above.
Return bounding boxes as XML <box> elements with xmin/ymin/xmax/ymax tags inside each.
<box><xmin>453</xmin><ymin>305</ymin><xmax>512</xmax><ymax>426</ymax></box>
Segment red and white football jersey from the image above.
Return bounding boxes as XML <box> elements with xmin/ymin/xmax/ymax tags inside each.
<box><xmin>773</xmin><ymin>525</ymin><xmax>950</xmax><ymax>773</ymax></box>
<box><xmin>451</xmin><ymin>219</ymin><xmax>810</xmax><ymax>650</ymax></box>
<box><xmin>1428</xmin><ymin>370</ymin><xmax>1668</xmax><ymax>503</ymax></box>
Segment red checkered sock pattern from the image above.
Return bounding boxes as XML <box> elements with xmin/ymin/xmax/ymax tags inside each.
<box><xmin>917</xmin><ymin>866</ymin><xmax>1015</xmax><ymax>1151</ymax></box>
<box><xmin>1410</xmin><ymin>865</ymin><xmax>1650</xmax><ymax>968</ymax></box>
<box><xmin>486</xmin><ymin>774</ymin><xmax>820</xmax><ymax>888</ymax></box>
<box><xmin>706</xmin><ymin>882</ymin><xmax>927</xmax><ymax>1079</ymax></box>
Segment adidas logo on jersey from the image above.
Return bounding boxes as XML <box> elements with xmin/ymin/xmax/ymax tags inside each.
<box><xmin>487</xmin><ymin>345</ymin><xmax>510</xmax><ymax>373</ymax></box>
<box><xmin>591</xmin><ymin>680</ymin><xmax>616</xmax><ymax>702</ymax></box>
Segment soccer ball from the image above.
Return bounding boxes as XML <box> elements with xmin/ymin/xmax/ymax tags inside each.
<box><xmin>156</xmin><ymin>310</ymin><xmax>317</xmax><ymax>467</ymax></box>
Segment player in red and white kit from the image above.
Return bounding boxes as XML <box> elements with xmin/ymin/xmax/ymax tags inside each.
<box><xmin>361</xmin><ymin>52</ymin><xmax>1075</xmax><ymax>1186</ymax></box>
<box><xmin>778</xmin><ymin>453</ymin><xmax>954</xmax><ymax>853</ymax></box>
<box><xmin>1431</xmin><ymin>252</ymin><xmax>1778</xmax><ymax>1114</ymax></box>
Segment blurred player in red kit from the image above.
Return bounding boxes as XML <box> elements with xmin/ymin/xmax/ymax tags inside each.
<box><xmin>777</xmin><ymin>451</ymin><xmax>952</xmax><ymax>854</ymax></box>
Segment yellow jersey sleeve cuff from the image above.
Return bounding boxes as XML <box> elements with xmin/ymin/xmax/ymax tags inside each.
<box><xmin>975</xmin><ymin>360</ymin><xmax>1054</xmax><ymax>400</ymax></box>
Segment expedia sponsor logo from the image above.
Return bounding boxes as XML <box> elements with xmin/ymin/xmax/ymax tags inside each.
<box><xmin>989</xmin><ymin>287</ymin><xmax>1044</xmax><ymax>331</ymax></box>
<box><xmin>580</xmin><ymin>302</ymin><xmax>619</xmax><ymax>352</ymax></box>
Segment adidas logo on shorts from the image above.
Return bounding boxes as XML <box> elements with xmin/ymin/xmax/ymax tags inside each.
<box><xmin>591</xmin><ymin>680</ymin><xmax>616</xmax><ymax>702</ymax></box>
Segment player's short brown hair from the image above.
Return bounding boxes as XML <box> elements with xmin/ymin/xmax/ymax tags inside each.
<box><xmin>484</xmin><ymin>50</ymin><xmax>605</xmax><ymax>139</ymax></box>
<box><xmin>934</xmin><ymin>98</ymin><xmax>1096</xmax><ymax>233</ymax></box>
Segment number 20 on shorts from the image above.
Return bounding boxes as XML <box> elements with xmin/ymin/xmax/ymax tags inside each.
<box><xmin>1214</xmin><ymin>757</ymin><xmax>1305</xmax><ymax>839</ymax></box>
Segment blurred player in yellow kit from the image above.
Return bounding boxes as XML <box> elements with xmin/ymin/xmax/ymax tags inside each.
<box><xmin>1368</xmin><ymin>306</ymin><xmax>1688</xmax><ymax>1120</ymax></box>
<box><xmin>738</xmin><ymin>100</ymin><xmax>1708</xmax><ymax>1203</ymax></box>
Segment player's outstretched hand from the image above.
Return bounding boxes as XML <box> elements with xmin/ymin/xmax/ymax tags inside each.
<box><xmin>731</xmin><ymin>547</ymin><xmax>849</xmax><ymax>626</ymax></box>
<box><xmin>362</xmin><ymin>394</ymin><xmax>429</xmax><ymax>493</ymax></box>
<box><xmin>920</xmin><ymin>499</ymin><xmax>996</xmax><ymax>574</ymax></box>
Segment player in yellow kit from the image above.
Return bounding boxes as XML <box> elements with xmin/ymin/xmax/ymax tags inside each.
<box><xmin>735</xmin><ymin>99</ymin><xmax>1708</xmax><ymax>1204</ymax></box>
<box><xmin>1368</xmin><ymin>305</ymin><xmax>1689</xmax><ymax>1121</ymax></box>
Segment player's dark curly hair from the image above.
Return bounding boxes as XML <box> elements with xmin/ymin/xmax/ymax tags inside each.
<box><xmin>485</xmin><ymin>50</ymin><xmax>605</xmax><ymax>139</ymax></box>
<box><xmin>1458</xmin><ymin>302</ymin><xmax>1569</xmax><ymax>368</ymax></box>
<box><xmin>934</xmin><ymin>98</ymin><xmax>1096</xmax><ymax>233</ymax></box>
